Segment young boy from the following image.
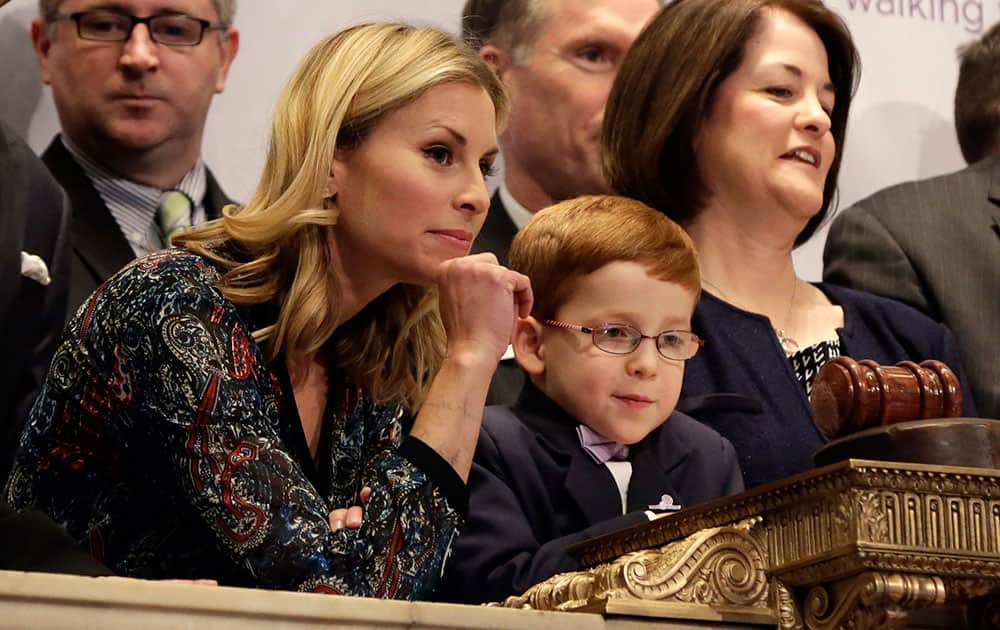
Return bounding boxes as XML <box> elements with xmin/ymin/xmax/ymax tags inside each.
<box><xmin>437</xmin><ymin>195</ymin><xmax>744</xmax><ymax>604</ymax></box>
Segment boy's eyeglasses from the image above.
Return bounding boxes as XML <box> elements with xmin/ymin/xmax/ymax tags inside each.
<box><xmin>48</xmin><ymin>11</ymin><xmax>228</xmax><ymax>47</ymax></box>
<box><xmin>543</xmin><ymin>320</ymin><xmax>704</xmax><ymax>361</ymax></box>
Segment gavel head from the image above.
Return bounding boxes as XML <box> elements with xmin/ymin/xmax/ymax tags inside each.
<box><xmin>810</xmin><ymin>357</ymin><xmax>962</xmax><ymax>438</ymax></box>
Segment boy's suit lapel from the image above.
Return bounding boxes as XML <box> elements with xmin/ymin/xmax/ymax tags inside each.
<box><xmin>516</xmin><ymin>381</ymin><xmax>690</xmax><ymax>524</ymax></box>
<box><xmin>563</xmin><ymin>450</ymin><xmax>626</xmax><ymax>525</ymax></box>
<box><xmin>516</xmin><ymin>382</ymin><xmax>625</xmax><ymax>525</ymax></box>
<box><xmin>625</xmin><ymin>428</ymin><xmax>688</xmax><ymax>512</ymax></box>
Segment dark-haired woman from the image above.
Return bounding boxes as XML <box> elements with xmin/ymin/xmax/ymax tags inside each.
<box><xmin>603</xmin><ymin>0</ymin><xmax>975</xmax><ymax>488</ymax></box>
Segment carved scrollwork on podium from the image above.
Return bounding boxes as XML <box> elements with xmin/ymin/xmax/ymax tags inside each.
<box><xmin>501</xmin><ymin>518</ymin><xmax>769</xmax><ymax>613</ymax></box>
<box><xmin>621</xmin><ymin>523</ymin><xmax>767</xmax><ymax>605</ymax></box>
<box><xmin>519</xmin><ymin>461</ymin><xmax>1000</xmax><ymax>627</ymax></box>
<box><xmin>802</xmin><ymin>572</ymin><xmax>946</xmax><ymax>630</ymax></box>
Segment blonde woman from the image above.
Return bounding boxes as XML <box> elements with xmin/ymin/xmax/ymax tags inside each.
<box><xmin>6</xmin><ymin>23</ymin><xmax>529</xmax><ymax>598</ymax></box>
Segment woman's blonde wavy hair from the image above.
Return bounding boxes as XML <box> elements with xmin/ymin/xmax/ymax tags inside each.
<box><xmin>177</xmin><ymin>23</ymin><xmax>509</xmax><ymax>411</ymax></box>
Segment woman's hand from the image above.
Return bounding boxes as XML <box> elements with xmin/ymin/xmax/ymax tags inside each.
<box><xmin>409</xmin><ymin>255</ymin><xmax>532</xmax><ymax>481</ymax></box>
<box><xmin>435</xmin><ymin>253</ymin><xmax>533</xmax><ymax>367</ymax></box>
<box><xmin>328</xmin><ymin>486</ymin><xmax>372</xmax><ymax>532</ymax></box>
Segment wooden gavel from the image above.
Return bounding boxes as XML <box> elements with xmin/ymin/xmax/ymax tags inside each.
<box><xmin>810</xmin><ymin>357</ymin><xmax>963</xmax><ymax>438</ymax></box>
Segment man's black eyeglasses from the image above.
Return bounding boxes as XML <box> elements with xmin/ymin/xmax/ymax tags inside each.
<box><xmin>48</xmin><ymin>11</ymin><xmax>228</xmax><ymax>47</ymax></box>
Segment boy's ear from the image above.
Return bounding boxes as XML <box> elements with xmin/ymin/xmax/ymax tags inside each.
<box><xmin>512</xmin><ymin>316</ymin><xmax>545</xmax><ymax>376</ymax></box>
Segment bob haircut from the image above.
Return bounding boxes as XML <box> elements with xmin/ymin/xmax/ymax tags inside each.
<box><xmin>602</xmin><ymin>0</ymin><xmax>859</xmax><ymax>246</ymax></box>
<box><xmin>508</xmin><ymin>195</ymin><xmax>700</xmax><ymax>321</ymax></box>
<box><xmin>179</xmin><ymin>23</ymin><xmax>509</xmax><ymax>411</ymax></box>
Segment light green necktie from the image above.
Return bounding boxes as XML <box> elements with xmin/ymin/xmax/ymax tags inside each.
<box><xmin>157</xmin><ymin>189</ymin><xmax>194</xmax><ymax>247</ymax></box>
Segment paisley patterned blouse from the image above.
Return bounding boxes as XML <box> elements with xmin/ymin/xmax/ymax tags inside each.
<box><xmin>4</xmin><ymin>249</ymin><xmax>466</xmax><ymax>598</ymax></box>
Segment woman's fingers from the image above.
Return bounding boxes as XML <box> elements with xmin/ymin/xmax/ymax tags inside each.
<box><xmin>329</xmin><ymin>486</ymin><xmax>372</xmax><ymax>531</ymax></box>
<box><xmin>509</xmin><ymin>268</ymin><xmax>534</xmax><ymax>319</ymax></box>
<box><xmin>328</xmin><ymin>508</ymin><xmax>347</xmax><ymax>531</ymax></box>
<box><xmin>435</xmin><ymin>256</ymin><xmax>533</xmax><ymax>363</ymax></box>
<box><xmin>344</xmin><ymin>505</ymin><xmax>363</xmax><ymax>529</ymax></box>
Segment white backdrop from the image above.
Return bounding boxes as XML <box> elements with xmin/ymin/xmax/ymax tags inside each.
<box><xmin>1</xmin><ymin>0</ymin><xmax>996</xmax><ymax>279</ymax></box>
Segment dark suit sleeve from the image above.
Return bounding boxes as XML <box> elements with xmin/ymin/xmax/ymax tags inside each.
<box><xmin>824</xmin><ymin>203</ymin><xmax>933</xmax><ymax>316</ymax></box>
<box><xmin>439</xmin><ymin>428</ymin><xmax>647</xmax><ymax>604</ymax></box>
<box><xmin>0</xmin><ymin>504</ymin><xmax>112</xmax><ymax>575</ymax></box>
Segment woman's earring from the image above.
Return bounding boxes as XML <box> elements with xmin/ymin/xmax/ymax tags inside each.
<box><xmin>323</xmin><ymin>194</ymin><xmax>336</xmax><ymax>210</ymax></box>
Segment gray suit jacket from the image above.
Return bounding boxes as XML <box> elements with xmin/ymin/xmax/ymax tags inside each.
<box><xmin>823</xmin><ymin>155</ymin><xmax>1000</xmax><ymax>419</ymax></box>
<box><xmin>0</xmin><ymin>122</ymin><xmax>70</xmax><ymax>483</ymax></box>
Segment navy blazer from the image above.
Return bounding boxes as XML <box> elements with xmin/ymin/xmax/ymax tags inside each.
<box><xmin>682</xmin><ymin>283</ymin><xmax>977</xmax><ymax>490</ymax></box>
<box><xmin>436</xmin><ymin>382</ymin><xmax>743</xmax><ymax>604</ymax></box>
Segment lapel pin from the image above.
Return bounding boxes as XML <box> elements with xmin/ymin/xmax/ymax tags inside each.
<box><xmin>648</xmin><ymin>494</ymin><xmax>682</xmax><ymax>511</ymax></box>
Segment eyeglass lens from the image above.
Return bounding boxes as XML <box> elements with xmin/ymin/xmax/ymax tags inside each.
<box><xmin>78</xmin><ymin>12</ymin><xmax>206</xmax><ymax>45</ymax></box>
<box><xmin>593</xmin><ymin>325</ymin><xmax>697</xmax><ymax>360</ymax></box>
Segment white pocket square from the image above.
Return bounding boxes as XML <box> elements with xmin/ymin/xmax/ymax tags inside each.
<box><xmin>20</xmin><ymin>251</ymin><xmax>51</xmax><ymax>286</ymax></box>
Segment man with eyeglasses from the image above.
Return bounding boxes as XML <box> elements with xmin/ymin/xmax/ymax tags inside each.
<box><xmin>30</xmin><ymin>0</ymin><xmax>239</xmax><ymax>316</ymax></box>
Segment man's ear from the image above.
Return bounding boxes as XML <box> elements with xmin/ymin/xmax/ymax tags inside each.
<box><xmin>513</xmin><ymin>316</ymin><xmax>545</xmax><ymax>376</ymax></box>
<box><xmin>31</xmin><ymin>18</ymin><xmax>54</xmax><ymax>85</ymax></box>
<box><xmin>478</xmin><ymin>44</ymin><xmax>512</xmax><ymax>79</ymax></box>
<box><xmin>213</xmin><ymin>27</ymin><xmax>240</xmax><ymax>93</ymax></box>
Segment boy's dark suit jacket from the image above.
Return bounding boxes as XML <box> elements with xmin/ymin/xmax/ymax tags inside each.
<box><xmin>437</xmin><ymin>383</ymin><xmax>743</xmax><ymax>604</ymax></box>
<box><xmin>41</xmin><ymin>135</ymin><xmax>233</xmax><ymax>319</ymax></box>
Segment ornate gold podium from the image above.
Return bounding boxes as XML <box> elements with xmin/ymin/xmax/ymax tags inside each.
<box><xmin>499</xmin><ymin>458</ymin><xmax>1000</xmax><ymax>629</ymax></box>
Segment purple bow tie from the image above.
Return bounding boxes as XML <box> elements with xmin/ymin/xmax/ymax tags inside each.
<box><xmin>577</xmin><ymin>425</ymin><xmax>629</xmax><ymax>464</ymax></box>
